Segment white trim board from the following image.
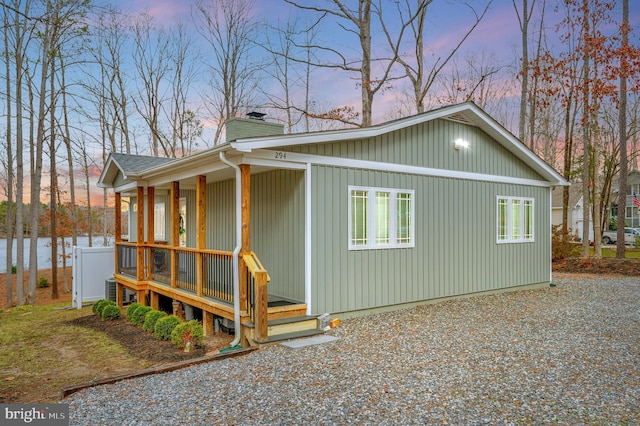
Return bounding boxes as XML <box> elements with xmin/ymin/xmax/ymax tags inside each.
<box><xmin>247</xmin><ymin>149</ymin><xmax>554</xmax><ymax>188</ymax></box>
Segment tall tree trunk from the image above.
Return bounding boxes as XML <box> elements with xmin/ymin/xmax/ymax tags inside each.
<box><xmin>616</xmin><ymin>0</ymin><xmax>629</xmax><ymax>258</ymax></box>
<box><xmin>514</xmin><ymin>0</ymin><xmax>532</xmax><ymax>143</ymax></box>
<box><xmin>60</xmin><ymin>56</ymin><xmax>78</xmax><ymax>247</ymax></box>
<box><xmin>50</xmin><ymin>55</ymin><xmax>59</xmax><ymax>300</ymax></box>
<box><xmin>27</xmin><ymin>3</ymin><xmax>53</xmax><ymax>305</ymax></box>
<box><xmin>562</xmin><ymin>93</ymin><xmax>574</xmax><ymax>240</ymax></box>
<box><xmin>4</xmin><ymin>9</ymin><xmax>14</xmax><ymax>307</ymax></box>
<box><xmin>14</xmin><ymin>0</ymin><xmax>28</xmax><ymax>306</ymax></box>
<box><xmin>580</xmin><ymin>0</ymin><xmax>590</xmax><ymax>258</ymax></box>
<box><xmin>359</xmin><ymin>0</ymin><xmax>372</xmax><ymax>127</ymax></box>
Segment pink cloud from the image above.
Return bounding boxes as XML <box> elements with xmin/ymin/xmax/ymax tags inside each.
<box><xmin>120</xmin><ymin>0</ymin><xmax>192</xmax><ymax>24</ymax></box>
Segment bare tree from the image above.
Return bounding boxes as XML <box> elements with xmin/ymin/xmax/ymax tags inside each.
<box><xmin>513</xmin><ymin>0</ymin><xmax>536</xmax><ymax>143</ymax></box>
<box><xmin>261</xmin><ymin>17</ymin><xmax>308</xmax><ymax>132</ymax></box>
<box><xmin>75</xmin><ymin>136</ymin><xmax>95</xmax><ymax>246</ymax></box>
<box><xmin>88</xmin><ymin>6</ymin><xmax>133</xmax><ymax>154</ymax></box>
<box><xmin>2</xmin><ymin>0</ymin><xmax>37</xmax><ymax>306</ymax></box>
<box><xmin>195</xmin><ymin>0</ymin><xmax>259</xmax><ymax>144</ymax></box>
<box><xmin>168</xmin><ymin>22</ymin><xmax>203</xmax><ymax>157</ymax></box>
<box><xmin>49</xmin><ymin>53</ymin><xmax>59</xmax><ymax>299</ymax></box>
<box><xmin>284</xmin><ymin>0</ymin><xmax>427</xmax><ymax>127</ymax></box>
<box><xmin>25</xmin><ymin>0</ymin><xmax>91</xmax><ymax>304</ymax></box>
<box><xmin>26</xmin><ymin>0</ymin><xmax>55</xmax><ymax>304</ymax></box>
<box><xmin>396</xmin><ymin>0</ymin><xmax>491</xmax><ymax>115</ymax></box>
<box><xmin>131</xmin><ymin>11</ymin><xmax>171</xmax><ymax>156</ymax></box>
<box><xmin>433</xmin><ymin>52</ymin><xmax>506</xmax><ymax>111</ymax></box>
<box><xmin>2</xmin><ymin>2</ymin><xmax>16</xmax><ymax>307</ymax></box>
<box><xmin>84</xmin><ymin>7</ymin><xmax>134</xmax><ymax>245</ymax></box>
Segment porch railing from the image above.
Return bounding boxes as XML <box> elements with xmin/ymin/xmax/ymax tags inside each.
<box><xmin>118</xmin><ymin>242</ymin><xmax>235</xmax><ymax>304</ymax></box>
<box><xmin>149</xmin><ymin>245</ymin><xmax>172</xmax><ymax>285</ymax></box>
<box><xmin>203</xmin><ymin>251</ymin><xmax>234</xmax><ymax>303</ymax></box>
<box><xmin>174</xmin><ymin>248</ymin><xmax>197</xmax><ymax>293</ymax></box>
<box><xmin>117</xmin><ymin>242</ymin><xmax>139</xmax><ymax>277</ymax></box>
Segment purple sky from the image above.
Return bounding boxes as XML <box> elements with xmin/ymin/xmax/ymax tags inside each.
<box><xmin>97</xmin><ymin>0</ymin><xmax>639</xmax><ymax>128</ymax></box>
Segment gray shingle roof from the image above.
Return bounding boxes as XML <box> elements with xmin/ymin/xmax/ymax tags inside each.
<box><xmin>110</xmin><ymin>153</ymin><xmax>176</xmax><ymax>176</ymax></box>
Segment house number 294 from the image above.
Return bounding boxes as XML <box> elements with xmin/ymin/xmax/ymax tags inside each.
<box><xmin>275</xmin><ymin>152</ymin><xmax>287</xmax><ymax>159</ymax></box>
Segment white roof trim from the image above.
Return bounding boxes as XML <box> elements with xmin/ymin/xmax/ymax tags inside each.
<box><xmin>230</xmin><ymin>102</ymin><xmax>568</xmax><ymax>186</ymax></box>
<box><xmin>246</xmin><ymin>149</ymin><xmax>553</xmax><ymax>188</ymax></box>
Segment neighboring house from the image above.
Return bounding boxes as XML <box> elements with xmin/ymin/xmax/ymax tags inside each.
<box><xmin>97</xmin><ymin>102</ymin><xmax>568</xmax><ymax>346</ymax></box>
<box><xmin>611</xmin><ymin>170</ymin><xmax>640</xmax><ymax>229</ymax></box>
<box><xmin>551</xmin><ymin>185</ymin><xmax>592</xmax><ymax>242</ymax></box>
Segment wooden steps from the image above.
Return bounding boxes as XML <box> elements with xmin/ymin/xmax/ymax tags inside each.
<box><xmin>244</xmin><ymin>315</ymin><xmax>325</xmax><ymax>345</ymax></box>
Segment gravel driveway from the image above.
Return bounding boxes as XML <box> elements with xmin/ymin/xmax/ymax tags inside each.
<box><xmin>68</xmin><ymin>275</ymin><xmax>639</xmax><ymax>425</ymax></box>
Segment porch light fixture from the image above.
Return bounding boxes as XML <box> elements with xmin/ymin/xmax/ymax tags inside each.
<box><xmin>454</xmin><ymin>138</ymin><xmax>470</xmax><ymax>151</ymax></box>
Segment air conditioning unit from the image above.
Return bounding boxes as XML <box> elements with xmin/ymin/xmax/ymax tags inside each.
<box><xmin>105</xmin><ymin>278</ymin><xmax>135</xmax><ymax>304</ymax></box>
<box><xmin>104</xmin><ymin>278</ymin><xmax>117</xmax><ymax>302</ymax></box>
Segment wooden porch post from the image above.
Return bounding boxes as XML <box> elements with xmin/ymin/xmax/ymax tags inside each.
<box><xmin>116</xmin><ymin>283</ymin><xmax>124</xmax><ymax>308</ymax></box>
<box><xmin>170</xmin><ymin>181</ymin><xmax>180</xmax><ymax>288</ymax></box>
<box><xmin>147</xmin><ymin>186</ymin><xmax>155</xmax><ymax>280</ymax></box>
<box><xmin>115</xmin><ymin>192</ymin><xmax>122</xmax><ymax>242</ymax></box>
<box><xmin>114</xmin><ymin>192</ymin><xmax>121</xmax><ymax>275</ymax></box>
<box><xmin>195</xmin><ymin>175</ymin><xmax>213</xmax><ymax>335</ymax></box>
<box><xmin>196</xmin><ymin>175</ymin><xmax>206</xmax><ymax>298</ymax></box>
<box><xmin>136</xmin><ymin>187</ymin><xmax>145</xmax><ymax>288</ymax></box>
<box><xmin>239</xmin><ymin>164</ymin><xmax>250</xmax><ymax>312</ymax></box>
<box><xmin>150</xmin><ymin>291</ymin><xmax>159</xmax><ymax>310</ymax></box>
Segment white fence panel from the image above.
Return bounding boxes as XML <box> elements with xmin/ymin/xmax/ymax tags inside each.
<box><xmin>72</xmin><ymin>246</ymin><xmax>114</xmax><ymax>309</ymax></box>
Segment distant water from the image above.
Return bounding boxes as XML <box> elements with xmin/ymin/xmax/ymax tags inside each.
<box><xmin>0</xmin><ymin>236</ymin><xmax>111</xmax><ymax>273</ymax></box>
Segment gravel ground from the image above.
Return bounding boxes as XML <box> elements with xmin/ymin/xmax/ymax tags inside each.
<box><xmin>67</xmin><ymin>275</ymin><xmax>639</xmax><ymax>425</ymax></box>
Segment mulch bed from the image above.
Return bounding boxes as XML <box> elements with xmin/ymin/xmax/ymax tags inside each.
<box><xmin>553</xmin><ymin>257</ymin><xmax>640</xmax><ymax>276</ymax></box>
<box><xmin>69</xmin><ymin>315</ymin><xmax>209</xmax><ymax>363</ymax></box>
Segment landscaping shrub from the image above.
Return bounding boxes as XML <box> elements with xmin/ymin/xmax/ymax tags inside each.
<box><xmin>92</xmin><ymin>300</ymin><xmax>108</xmax><ymax>315</ymax></box>
<box><xmin>93</xmin><ymin>300</ymin><xmax>116</xmax><ymax>317</ymax></box>
<box><xmin>126</xmin><ymin>302</ymin><xmax>142</xmax><ymax>320</ymax></box>
<box><xmin>131</xmin><ymin>306</ymin><xmax>151</xmax><ymax>326</ymax></box>
<box><xmin>37</xmin><ymin>277</ymin><xmax>50</xmax><ymax>288</ymax></box>
<box><xmin>551</xmin><ymin>225</ymin><xmax>581</xmax><ymax>261</ymax></box>
<box><xmin>143</xmin><ymin>310</ymin><xmax>166</xmax><ymax>333</ymax></box>
<box><xmin>154</xmin><ymin>315</ymin><xmax>181</xmax><ymax>341</ymax></box>
<box><xmin>101</xmin><ymin>304</ymin><xmax>121</xmax><ymax>321</ymax></box>
<box><xmin>171</xmin><ymin>320</ymin><xmax>204</xmax><ymax>350</ymax></box>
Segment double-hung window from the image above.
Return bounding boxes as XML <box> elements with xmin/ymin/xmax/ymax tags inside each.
<box><xmin>497</xmin><ymin>196</ymin><xmax>534</xmax><ymax>243</ymax></box>
<box><xmin>349</xmin><ymin>186</ymin><xmax>415</xmax><ymax>250</ymax></box>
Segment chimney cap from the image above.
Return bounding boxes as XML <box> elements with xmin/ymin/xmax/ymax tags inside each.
<box><xmin>247</xmin><ymin>111</ymin><xmax>266</xmax><ymax>120</ymax></box>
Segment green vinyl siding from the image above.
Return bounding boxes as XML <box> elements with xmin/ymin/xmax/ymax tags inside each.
<box><xmin>206</xmin><ymin>180</ymin><xmax>236</xmax><ymax>251</ymax></box>
<box><xmin>251</xmin><ymin>170</ymin><xmax>305</xmax><ymax>302</ymax></box>
<box><xmin>280</xmin><ymin>118</ymin><xmax>543</xmax><ymax>181</ymax></box>
<box><xmin>203</xmin><ymin>171</ymin><xmax>305</xmax><ymax>302</ymax></box>
<box><xmin>113</xmin><ymin>170</ymin><xmax>128</xmax><ymax>188</ymax></box>
<box><xmin>310</xmin><ymin>165</ymin><xmax>551</xmax><ymax>316</ymax></box>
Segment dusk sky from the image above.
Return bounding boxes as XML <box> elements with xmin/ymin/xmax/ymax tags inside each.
<box><xmin>2</xmin><ymin>1</ymin><xmax>639</xmax><ymax>206</ymax></box>
<box><xmin>98</xmin><ymin>0</ymin><xmax>638</xmax><ymax>129</ymax></box>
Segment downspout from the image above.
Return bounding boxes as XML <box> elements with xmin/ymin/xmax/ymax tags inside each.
<box><xmin>220</xmin><ymin>151</ymin><xmax>242</xmax><ymax>347</ymax></box>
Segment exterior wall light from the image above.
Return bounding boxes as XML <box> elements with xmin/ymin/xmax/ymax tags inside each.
<box><xmin>454</xmin><ymin>138</ymin><xmax>470</xmax><ymax>150</ymax></box>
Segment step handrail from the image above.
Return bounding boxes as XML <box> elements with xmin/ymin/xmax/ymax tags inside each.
<box><xmin>242</xmin><ymin>252</ymin><xmax>271</xmax><ymax>282</ymax></box>
<box><xmin>242</xmin><ymin>251</ymin><xmax>269</xmax><ymax>342</ymax></box>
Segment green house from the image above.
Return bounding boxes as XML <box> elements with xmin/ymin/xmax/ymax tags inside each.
<box><xmin>98</xmin><ymin>102</ymin><xmax>568</xmax><ymax>345</ymax></box>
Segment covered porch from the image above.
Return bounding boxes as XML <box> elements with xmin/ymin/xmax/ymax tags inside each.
<box><xmin>101</xmin><ymin>151</ymin><xmax>314</xmax><ymax>346</ymax></box>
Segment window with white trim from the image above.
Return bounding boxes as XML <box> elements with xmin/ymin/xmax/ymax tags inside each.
<box><xmin>349</xmin><ymin>186</ymin><xmax>415</xmax><ymax>250</ymax></box>
<box><xmin>497</xmin><ymin>196</ymin><xmax>534</xmax><ymax>243</ymax></box>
